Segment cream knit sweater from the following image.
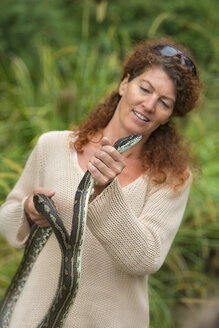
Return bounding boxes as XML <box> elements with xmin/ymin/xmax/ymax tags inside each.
<box><xmin>0</xmin><ymin>131</ymin><xmax>192</xmax><ymax>328</ymax></box>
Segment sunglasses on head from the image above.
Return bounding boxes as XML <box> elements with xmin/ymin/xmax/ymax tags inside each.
<box><xmin>154</xmin><ymin>45</ymin><xmax>196</xmax><ymax>75</ymax></box>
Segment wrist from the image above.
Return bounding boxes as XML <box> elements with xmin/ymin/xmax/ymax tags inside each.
<box><xmin>89</xmin><ymin>184</ymin><xmax>107</xmax><ymax>202</ymax></box>
<box><xmin>94</xmin><ymin>183</ymin><xmax>108</xmax><ymax>195</ymax></box>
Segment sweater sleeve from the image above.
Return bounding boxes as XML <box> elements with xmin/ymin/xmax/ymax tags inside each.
<box><xmin>87</xmin><ymin>174</ymin><xmax>192</xmax><ymax>276</ymax></box>
<box><xmin>0</xmin><ymin>136</ymin><xmax>45</xmax><ymax>248</ymax></box>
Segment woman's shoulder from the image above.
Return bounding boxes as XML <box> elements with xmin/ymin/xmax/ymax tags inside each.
<box><xmin>147</xmin><ymin>167</ymin><xmax>193</xmax><ymax>196</ymax></box>
<box><xmin>37</xmin><ymin>130</ymin><xmax>73</xmax><ymax>146</ymax></box>
<box><xmin>166</xmin><ymin>167</ymin><xmax>193</xmax><ymax>188</ymax></box>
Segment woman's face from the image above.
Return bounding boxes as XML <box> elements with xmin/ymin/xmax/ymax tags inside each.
<box><xmin>116</xmin><ymin>67</ymin><xmax>176</xmax><ymax>141</ymax></box>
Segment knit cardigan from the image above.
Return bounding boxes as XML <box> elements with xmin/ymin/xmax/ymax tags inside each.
<box><xmin>0</xmin><ymin>131</ymin><xmax>192</xmax><ymax>328</ymax></box>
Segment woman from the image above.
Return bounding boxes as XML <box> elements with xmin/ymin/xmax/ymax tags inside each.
<box><xmin>0</xmin><ymin>38</ymin><xmax>201</xmax><ymax>327</ymax></box>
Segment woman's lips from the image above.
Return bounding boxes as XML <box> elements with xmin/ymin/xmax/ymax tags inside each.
<box><xmin>133</xmin><ymin>110</ymin><xmax>149</xmax><ymax>122</ymax></box>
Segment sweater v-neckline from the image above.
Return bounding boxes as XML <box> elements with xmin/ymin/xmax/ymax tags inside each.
<box><xmin>71</xmin><ymin>148</ymin><xmax>143</xmax><ymax>190</ymax></box>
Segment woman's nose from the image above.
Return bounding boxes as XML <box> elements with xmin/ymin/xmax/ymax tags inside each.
<box><xmin>142</xmin><ymin>95</ymin><xmax>156</xmax><ymax>113</ymax></box>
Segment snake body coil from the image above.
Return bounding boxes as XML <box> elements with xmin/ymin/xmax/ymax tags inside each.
<box><xmin>0</xmin><ymin>133</ymin><xmax>142</xmax><ymax>328</ymax></box>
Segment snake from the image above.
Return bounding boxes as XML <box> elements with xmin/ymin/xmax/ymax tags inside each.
<box><xmin>0</xmin><ymin>133</ymin><xmax>142</xmax><ymax>328</ymax></box>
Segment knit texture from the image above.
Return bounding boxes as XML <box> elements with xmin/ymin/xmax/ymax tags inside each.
<box><xmin>0</xmin><ymin>131</ymin><xmax>192</xmax><ymax>328</ymax></box>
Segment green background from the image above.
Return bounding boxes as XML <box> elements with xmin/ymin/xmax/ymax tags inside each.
<box><xmin>0</xmin><ymin>0</ymin><xmax>218</xmax><ymax>327</ymax></box>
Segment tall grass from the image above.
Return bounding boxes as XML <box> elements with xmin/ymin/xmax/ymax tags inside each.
<box><xmin>0</xmin><ymin>42</ymin><xmax>218</xmax><ymax>327</ymax></box>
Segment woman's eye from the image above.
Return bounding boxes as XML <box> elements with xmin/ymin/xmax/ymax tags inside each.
<box><xmin>140</xmin><ymin>87</ymin><xmax>150</xmax><ymax>93</ymax></box>
<box><xmin>160</xmin><ymin>100</ymin><xmax>169</xmax><ymax>109</ymax></box>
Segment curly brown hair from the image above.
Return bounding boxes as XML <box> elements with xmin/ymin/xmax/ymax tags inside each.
<box><xmin>71</xmin><ymin>38</ymin><xmax>202</xmax><ymax>188</ymax></box>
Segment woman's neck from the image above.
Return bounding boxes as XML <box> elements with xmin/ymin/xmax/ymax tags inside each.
<box><xmin>102</xmin><ymin>125</ymin><xmax>145</xmax><ymax>160</ymax></box>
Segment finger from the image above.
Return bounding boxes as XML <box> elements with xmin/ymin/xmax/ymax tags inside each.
<box><xmin>101</xmin><ymin>145</ymin><xmax>126</xmax><ymax>164</ymax></box>
<box><xmin>101</xmin><ymin>137</ymin><xmax>112</xmax><ymax>147</ymax></box>
<box><xmin>29</xmin><ymin>212</ymin><xmax>47</xmax><ymax>222</ymax></box>
<box><xmin>93</xmin><ymin>149</ymin><xmax>125</xmax><ymax>173</ymax></box>
<box><xmin>36</xmin><ymin>220</ymin><xmax>50</xmax><ymax>228</ymax></box>
<box><xmin>25</xmin><ymin>197</ymin><xmax>39</xmax><ymax>216</ymax></box>
<box><xmin>90</xmin><ymin>156</ymin><xmax>118</xmax><ymax>180</ymax></box>
<box><xmin>87</xmin><ymin>162</ymin><xmax>110</xmax><ymax>186</ymax></box>
<box><xmin>33</xmin><ymin>188</ymin><xmax>56</xmax><ymax>198</ymax></box>
<box><xmin>100</xmin><ymin>137</ymin><xmax>126</xmax><ymax>163</ymax></box>
<box><xmin>93</xmin><ymin>150</ymin><xmax>114</xmax><ymax>167</ymax></box>
<box><xmin>27</xmin><ymin>213</ymin><xmax>48</xmax><ymax>226</ymax></box>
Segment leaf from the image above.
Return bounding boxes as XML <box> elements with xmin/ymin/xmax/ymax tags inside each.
<box><xmin>3</xmin><ymin>159</ymin><xmax>23</xmax><ymax>174</ymax></box>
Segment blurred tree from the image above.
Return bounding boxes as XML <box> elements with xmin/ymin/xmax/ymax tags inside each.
<box><xmin>0</xmin><ymin>0</ymin><xmax>67</xmax><ymax>61</ymax></box>
<box><xmin>0</xmin><ymin>0</ymin><xmax>218</xmax><ymax>73</ymax></box>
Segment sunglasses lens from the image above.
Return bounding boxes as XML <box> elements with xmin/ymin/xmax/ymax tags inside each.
<box><xmin>184</xmin><ymin>56</ymin><xmax>196</xmax><ymax>73</ymax></box>
<box><xmin>155</xmin><ymin>46</ymin><xmax>178</xmax><ymax>57</ymax></box>
<box><xmin>154</xmin><ymin>45</ymin><xmax>196</xmax><ymax>75</ymax></box>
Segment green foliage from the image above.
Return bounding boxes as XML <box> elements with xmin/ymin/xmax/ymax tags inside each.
<box><xmin>0</xmin><ymin>1</ymin><xmax>218</xmax><ymax>327</ymax></box>
<box><xmin>1</xmin><ymin>0</ymin><xmax>218</xmax><ymax>72</ymax></box>
<box><xmin>0</xmin><ymin>0</ymin><xmax>66</xmax><ymax>57</ymax></box>
<box><xmin>0</xmin><ymin>235</ymin><xmax>22</xmax><ymax>298</ymax></box>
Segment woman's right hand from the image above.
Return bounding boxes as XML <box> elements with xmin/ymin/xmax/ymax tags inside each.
<box><xmin>24</xmin><ymin>188</ymin><xmax>56</xmax><ymax>227</ymax></box>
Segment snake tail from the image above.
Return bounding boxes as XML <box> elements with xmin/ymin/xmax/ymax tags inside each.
<box><xmin>0</xmin><ymin>225</ymin><xmax>52</xmax><ymax>328</ymax></box>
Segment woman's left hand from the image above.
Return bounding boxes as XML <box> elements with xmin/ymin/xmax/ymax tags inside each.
<box><xmin>87</xmin><ymin>137</ymin><xmax>126</xmax><ymax>194</ymax></box>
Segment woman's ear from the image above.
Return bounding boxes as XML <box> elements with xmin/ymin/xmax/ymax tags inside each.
<box><xmin>119</xmin><ymin>75</ymin><xmax>130</xmax><ymax>96</ymax></box>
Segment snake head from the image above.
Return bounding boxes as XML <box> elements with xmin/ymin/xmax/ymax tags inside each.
<box><xmin>113</xmin><ymin>133</ymin><xmax>142</xmax><ymax>154</ymax></box>
<box><xmin>33</xmin><ymin>193</ymin><xmax>56</xmax><ymax>216</ymax></box>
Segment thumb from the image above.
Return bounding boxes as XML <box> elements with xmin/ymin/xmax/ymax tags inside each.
<box><xmin>101</xmin><ymin>137</ymin><xmax>112</xmax><ymax>147</ymax></box>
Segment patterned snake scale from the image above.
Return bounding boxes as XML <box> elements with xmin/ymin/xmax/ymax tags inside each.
<box><xmin>0</xmin><ymin>133</ymin><xmax>142</xmax><ymax>328</ymax></box>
